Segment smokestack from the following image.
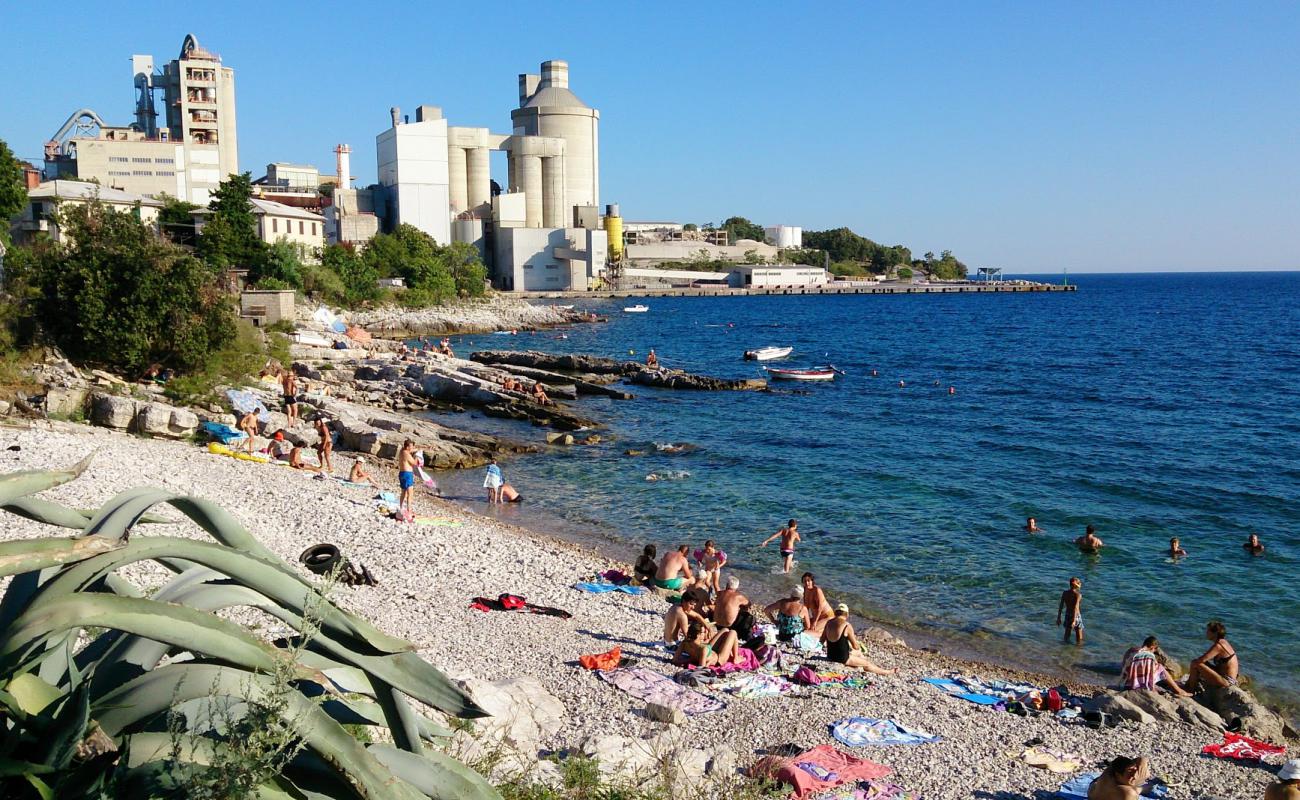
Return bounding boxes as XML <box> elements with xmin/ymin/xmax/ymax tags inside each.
<box><xmin>335</xmin><ymin>144</ymin><xmax>351</xmax><ymax>190</ymax></box>
<box><xmin>518</xmin><ymin>73</ymin><xmax>540</xmax><ymax>104</ymax></box>
<box><xmin>540</xmin><ymin>60</ymin><xmax>569</xmax><ymax>89</ymax></box>
<box><xmin>390</xmin><ymin>106</ymin><xmax>401</xmax><ymax>127</ymax></box>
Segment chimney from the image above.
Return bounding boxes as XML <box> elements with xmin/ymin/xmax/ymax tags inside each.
<box><xmin>390</xmin><ymin>106</ymin><xmax>401</xmax><ymax>127</ymax></box>
<box><xmin>334</xmin><ymin>144</ymin><xmax>351</xmax><ymax>190</ymax></box>
<box><xmin>23</xmin><ymin>166</ymin><xmax>42</xmax><ymax>190</ymax></box>
<box><xmin>518</xmin><ymin>73</ymin><xmax>540</xmax><ymax>104</ymax></box>
<box><xmin>540</xmin><ymin>60</ymin><xmax>569</xmax><ymax>89</ymax></box>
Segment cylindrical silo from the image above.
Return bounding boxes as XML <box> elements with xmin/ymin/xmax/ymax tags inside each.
<box><xmin>519</xmin><ymin>154</ymin><xmax>543</xmax><ymax>227</ymax></box>
<box><xmin>603</xmin><ymin>203</ymin><xmax>623</xmax><ymax>260</ymax></box>
<box><xmin>467</xmin><ymin>147</ymin><xmax>491</xmax><ymax>208</ymax></box>
<box><xmin>511</xmin><ymin>59</ymin><xmax>600</xmax><ymax>223</ymax></box>
<box><xmin>448</xmin><ymin>146</ymin><xmax>468</xmax><ymax>213</ymax></box>
<box><xmin>541</xmin><ymin>156</ymin><xmax>566</xmax><ymax>228</ymax></box>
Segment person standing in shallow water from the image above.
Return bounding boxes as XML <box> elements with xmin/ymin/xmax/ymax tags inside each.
<box><xmin>761</xmin><ymin>518</ymin><xmax>801</xmax><ymax>573</ymax></box>
<box><xmin>1057</xmin><ymin>577</ymin><xmax>1084</xmax><ymax>645</ymax></box>
<box><xmin>1075</xmin><ymin>525</ymin><xmax>1104</xmax><ymax>553</ymax></box>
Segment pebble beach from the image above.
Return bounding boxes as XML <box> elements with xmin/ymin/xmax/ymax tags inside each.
<box><xmin>0</xmin><ymin>421</ymin><xmax>1284</xmax><ymax>798</ymax></box>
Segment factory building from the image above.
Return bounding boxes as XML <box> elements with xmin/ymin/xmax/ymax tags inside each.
<box><xmin>375</xmin><ymin>60</ymin><xmax>608</xmax><ymax>291</ymax></box>
<box><xmin>43</xmin><ymin>34</ymin><xmax>238</xmax><ymax>205</ymax></box>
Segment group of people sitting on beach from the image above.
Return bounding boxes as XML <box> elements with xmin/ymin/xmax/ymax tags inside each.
<box><xmin>635</xmin><ymin>539</ymin><xmax>896</xmax><ymax>675</ymax></box>
<box><xmin>499</xmin><ymin>375</ymin><xmax>551</xmax><ymax>405</ymax></box>
<box><xmin>1117</xmin><ymin>621</ymin><xmax>1241</xmax><ymax>697</ymax></box>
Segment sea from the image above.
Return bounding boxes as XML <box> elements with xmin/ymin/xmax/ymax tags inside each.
<box><xmin>430</xmin><ymin>272</ymin><xmax>1300</xmax><ymax>711</ymax></box>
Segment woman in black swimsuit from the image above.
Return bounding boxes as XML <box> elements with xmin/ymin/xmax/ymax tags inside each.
<box><xmin>1184</xmin><ymin>620</ymin><xmax>1239</xmax><ymax>692</ymax></box>
<box><xmin>819</xmin><ymin>604</ymin><xmax>896</xmax><ymax>676</ymax></box>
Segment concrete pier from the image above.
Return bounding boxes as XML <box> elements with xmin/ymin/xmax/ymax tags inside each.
<box><xmin>515</xmin><ymin>282</ymin><xmax>1076</xmax><ymax>300</ymax></box>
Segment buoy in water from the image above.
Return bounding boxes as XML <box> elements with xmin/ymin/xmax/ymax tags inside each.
<box><xmin>898</xmin><ymin>380</ymin><xmax>906</xmax><ymax>388</ymax></box>
<box><xmin>871</xmin><ymin>369</ymin><xmax>878</xmax><ymax>377</ymax></box>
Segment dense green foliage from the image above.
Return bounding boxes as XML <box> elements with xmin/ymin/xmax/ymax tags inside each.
<box><xmin>918</xmin><ymin>249</ymin><xmax>968</xmax><ymax>280</ymax></box>
<box><xmin>362</xmin><ymin>224</ymin><xmax>487</xmax><ymax>304</ymax></box>
<box><xmin>156</xmin><ymin>194</ymin><xmax>200</xmax><ymax>247</ymax></box>
<box><xmin>17</xmin><ymin>199</ymin><xmax>234</xmax><ymax>373</ymax></box>
<box><xmin>163</xmin><ymin>318</ymin><xmax>291</xmax><ymax>406</ymax></box>
<box><xmin>255</xmin><ymin>240</ymin><xmax>305</xmax><ymax>288</ymax></box>
<box><xmin>322</xmin><ymin>243</ymin><xmax>380</xmax><ymax>304</ymax></box>
<box><xmin>0</xmin><ymin>138</ymin><xmax>26</xmax><ymax>247</ymax></box>
<box><xmin>802</xmin><ymin>228</ymin><xmax>913</xmax><ymax>274</ymax></box>
<box><xmin>0</xmin><ymin>463</ymin><xmax>499</xmax><ymax>800</ymax></box>
<box><xmin>720</xmin><ymin>216</ymin><xmax>766</xmax><ymax>244</ymax></box>
<box><xmin>197</xmin><ymin>172</ymin><xmax>263</xmax><ymax>271</ymax></box>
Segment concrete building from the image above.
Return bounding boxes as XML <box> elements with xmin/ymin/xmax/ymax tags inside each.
<box><xmin>250</xmin><ymin>198</ymin><xmax>325</xmax><ymax>254</ymax></box>
<box><xmin>728</xmin><ymin>265</ymin><xmax>828</xmax><ymax>288</ymax></box>
<box><xmin>375</xmin><ymin>59</ymin><xmax>608</xmax><ymax>291</ymax></box>
<box><xmin>765</xmin><ymin>225</ymin><xmax>802</xmax><ymax>249</ymax></box>
<box><xmin>43</xmin><ymin>34</ymin><xmax>237</xmax><ymax>205</ymax></box>
<box><xmin>11</xmin><ymin>180</ymin><xmax>162</xmax><ymax>244</ymax></box>
<box><xmin>262</xmin><ymin>163</ymin><xmax>319</xmax><ymax>191</ymax></box>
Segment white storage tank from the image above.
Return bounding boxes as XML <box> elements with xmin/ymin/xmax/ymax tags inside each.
<box><xmin>764</xmin><ymin>225</ymin><xmax>802</xmax><ymax>249</ymax></box>
<box><xmin>511</xmin><ymin>60</ymin><xmax>600</xmax><ymax>220</ymax></box>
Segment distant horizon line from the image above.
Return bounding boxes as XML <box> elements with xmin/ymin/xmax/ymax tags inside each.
<box><xmin>1003</xmin><ymin>268</ymin><xmax>1300</xmax><ymax>275</ymax></box>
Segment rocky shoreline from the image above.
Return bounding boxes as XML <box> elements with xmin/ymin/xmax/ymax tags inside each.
<box><xmin>347</xmin><ymin>297</ymin><xmax>598</xmax><ymax>336</ymax></box>
<box><xmin>0</xmin><ymin>422</ymin><xmax>1291</xmax><ymax>799</ymax></box>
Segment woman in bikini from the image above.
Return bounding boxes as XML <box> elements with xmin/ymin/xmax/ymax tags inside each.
<box><xmin>821</xmin><ymin>604</ymin><xmax>896</xmax><ymax>675</ymax></box>
<box><xmin>1183</xmin><ymin>620</ymin><xmax>1239</xmax><ymax>692</ymax></box>
<box><xmin>675</xmin><ymin>621</ymin><xmax>739</xmax><ymax>668</ymax></box>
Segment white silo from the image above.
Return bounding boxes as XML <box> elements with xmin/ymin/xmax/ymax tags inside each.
<box><xmin>511</xmin><ymin>60</ymin><xmax>600</xmax><ymax>223</ymax></box>
<box><xmin>765</xmin><ymin>225</ymin><xmax>803</xmax><ymax>249</ymax></box>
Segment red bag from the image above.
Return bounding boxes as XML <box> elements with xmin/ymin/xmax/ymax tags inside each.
<box><xmin>1047</xmin><ymin>688</ymin><xmax>1064</xmax><ymax>712</ymax></box>
<box><xmin>579</xmin><ymin>646</ymin><xmax>621</xmax><ymax>671</ymax></box>
<box><xmin>498</xmin><ymin>594</ymin><xmax>526</xmax><ymax>610</ymax></box>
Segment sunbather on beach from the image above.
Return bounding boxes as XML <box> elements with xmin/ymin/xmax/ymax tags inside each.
<box><xmin>288</xmin><ymin>446</ymin><xmax>320</xmax><ymax>472</ymax></box>
<box><xmin>1087</xmin><ymin>756</ymin><xmax>1150</xmax><ymax>800</ymax></box>
<box><xmin>397</xmin><ymin>440</ymin><xmax>418</xmax><ymax>517</ymax></box>
<box><xmin>349</xmin><ymin>457</ymin><xmax>381</xmax><ymax>489</ymax></box>
<box><xmin>633</xmin><ymin>544</ymin><xmax>657</xmax><ymax>585</ymax></box>
<box><xmin>714</xmin><ymin>576</ymin><xmax>749</xmax><ymax>629</ymax></box>
<box><xmin>663</xmin><ymin>595</ymin><xmax>710</xmax><ymax>645</ymax></box>
<box><xmin>1120</xmin><ymin>636</ymin><xmax>1190</xmax><ymax>696</ymax></box>
<box><xmin>821</xmin><ymin>604</ymin><xmax>896</xmax><ymax>675</ymax></box>
<box><xmin>654</xmin><ymin>545</ymin><xmax>693</xmax><ymax>591</ymax></box>
<box><xmin>697</xmin><ymin>539</ymin><xmax>725</xmax><ymax>593</ymax></box>
<box><xmin>1057</xmin><ymin>577</ymin><xmax>1084</xmax><ymax>645</ymax></box>
<box><xmin>1075</xmin><ymin>525</ymin><xmax>1104</xmax><ymax>553</ymax></box>
<box><xmin>1183</xmin><ymin>620</ymin><xmax>1239</xmax><ymax>692</ymax></box>
<box><xmin>675</xmin><ymin>621</ymin><xmax>739</xmax><ymax>668</ymax></box>
<box><xmin>237</xmin><ymin>410</ymin><xmax>259</xmax><ymax>453</ymax></box>
<box><xmin>760</xmin><ymin>518</ymin><xmax>800</xmax><ymax>573</ymax></box>
<box><xmin>1244</xmin><ymin>533</ymin><xmax>1265</xmax><ymax>555</ymax></box>
<box><xmin>313</xmin><ymin>416</ymin><xmax>333</xmax><ymax>475</ymax></box>
<box><xmin>801</xmin><ymin>572</ymin><xmax>834</xmax><ymax>635</ymax></box>
<box><xmin>281</xmin><ymin>369</ymin><xmax>299</xmax><ymax>425</ymax></box>
<box><xmin>765</xmin><ymin>586</ymin><xmax>810</xmax><ymax>642</ymax></box>
<box><xmin>1266</xmin><ymin>759</ymin><xmax>1300</xmax><ymax>800</ymax></box>
<box><xmin>1168</xmin><ymin>537</ymin><xmax>1187</xmax><ymax>558</ymax></box>
<box><xmin>531</xmin><ymin>382</ymin><xmax>552</xmax><ymax>405</ymax></box>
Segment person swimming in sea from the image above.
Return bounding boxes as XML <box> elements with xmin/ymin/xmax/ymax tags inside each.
<box><xmin>1243</xmin><ymin>533</ymin><xmax>1265</xmax><ymax>555</ymax></box>
<box><xmin>1075</xmin><ymin>524</ymin><xmax>1104</xmax><ymax>553</ymax></box>
<box><xmin>1057</xmin><ymin>576</ymin><xmax>1084</xmax><ymax>645</ymax></box>
<box><xmin>1168</xmin><ymin>537</ymin><xmax>1187</xmax><ymax>558</ymax></box>
<box><xmin>1025</xmin><ymin>516</ymin><xmax>1042</xmax><ymax>533</ymax></box>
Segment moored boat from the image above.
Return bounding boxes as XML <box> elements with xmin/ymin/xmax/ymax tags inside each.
<box><xmin>623</xmin><ymin>304</ymin><xmax>649</xmax><ymax>313</ymax></box>
<box><xmin>765</xmin><ymin>365</ymin><xmax>841</xmax><ymax>382</ymax></box>
<box><xmin>743</xmin><ymin>346</ymin><xmax>794</xmax><ymax>361</ymax></box>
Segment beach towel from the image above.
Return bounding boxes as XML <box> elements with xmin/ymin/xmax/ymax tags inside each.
<box><xmin>201</xmin><ymin>421</ymin><xmax>246</xmax><ymax>444</ymax></box>
<box><xmin>1201</xmin><ymin>731</ymin><xmax>1287</xmax><ymax>763</ymax></box>
<box><xmin>1056</xmin><ymin>773</ymin><xmax>1169</xmax><ymax>799</ymax></box>
<box><xmin>812</xmin><ymin>672</ymin><xmax>872</xmax><ymax>690</ymax></box>
<box><xmin>595</xmin><ymin>668</ymin><xmax>725</xmax><ymax>715</ymax></box>
<box><xmin>830</xmin><ymin>718</ymin><xmax>942</xmax><ymax>747</ymax></box>
<box><xmin>600</xmin><ymin>569</ymin><xmax>632</xmax><ymax>585</ymax></box>
<box><xmin>225</xmin><ymin>389</ymin><xmax>270</xmax><ymax>422</ymax></box>
<box><xmin>715</xmin><ymin>673</ymin><xmax>795</xmax><ymax>699</ymax></box>
<box><xmin>573</xmin><ymin>582</ymin><xmax>646</xmax><ymax>595</ymax></box>
<box><xmin>467</xmin><ymin>594</ymin><xmax>573</xmax><ymax>619</ymax></box>
<box><xmin>413</xmin><ymin>516</ymin><xmax>463</xmax><ymax>527</ymax></box>
<box><xmin>922</xmin><ymin>676</ymin><xmax>1002</xmax><ymax>705</ymax></box>
<box><xmin>1020</xmin><ymin>746</ymin><xmax>1086</xmax><ymax>773</ymax></box>
<box><xmin>579</xmin><ymin>646</ymin><xmax>622</xmax><ymax>671</ymax></box>
<box><xmin>765</xmin><ymin>745</ymin><xmax>891</xmax><ymax>799</ymax></box>
<box><xmin>809</xmin><ymin>780</ymin><xmax>922</xmax><ymax>800</ymax></box>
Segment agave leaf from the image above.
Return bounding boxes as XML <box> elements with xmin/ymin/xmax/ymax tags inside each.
<box><xmin>0</xmin><ymin>456</ymin><xmax>93</xmax><ymax>506</ymax></box>
<box><xmin>31</xmin><ymin>678</ymin><xmax>90</xmax><ymax>770</ymax></box>
<box><xmin>81</xmin><ymin>488</ymin><xmax>285</xmax><ymax>564</ymax></box>
<box><xmin>369</xmin><ymin>677</ymin><xmax>423</xmax><ymax>754</ymax></box>
<box><xmin>4</xmin><ymin>673</ymin><xmax>62</xmax><ymax>715</ymax></box>
<box><xmin>0</xmin><ymin>537</ymin><xmax>123</xmax><ymax>579</ymax></box>
<box><xmin>368</xmin><ymin>744</ymin><xmax>503</xmax><ymax>800</ymax></box>
<box><xmin>96</xmin><ymin>663</ymin><xmax>428</xmax><ymax>800</ymax></box>
<box><xmin>0</xmin><ymin>594</ymin><xmax>297</xmax><ymax>680</ymax></box>
<box><xmin>0</xmin><ymin>497</ymin><xmax>173</xmax><ymax>530</ymax></box>
<box><xmin>25</xmin><ymin>535</ymin><xmax>413</xmax><ymax>655</ymax></box>
<box><xmin>0</xmin><ymin>757</ymin><xmax>54</xmax><ymax>777</ymax></box>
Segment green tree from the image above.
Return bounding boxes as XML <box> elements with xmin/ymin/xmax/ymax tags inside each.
<box><xmin>30</xmin><ymin>198</ymin><xmax>234</xmax><ymax>372</ymax></box>
<box><xmin>0</xmin><ymin>138</ymin><xmax>28</xmax><ymax>247</ymax></box>
<box><xmin>253</xmin><ymin>240</ymin><xmax>304</xmax><ymax>288</ymax></box>
<box><xmin>197</xmin><ymin>172</ymin><xmax>263</xmax><ymax>270</ymax></box>
<box><xmin>156</xmin><ymin>194</ymin><xmax>200</xmax><ymax>246</ymax></box>
<box><xmin>361</xmin><ymin>224</ymin><xmax>487</xmax><ymax>305</ymax></box>
<box><xmin>443</xmin><ymin>240</ymin><xmax>488</xmax><ymax>297</ymax></box>
<box><xmin>322</xmin><ymin>243</ymin><xmax>378</xmax><ymax>304</ymax></box>
<box><xmin>720</xmin><ymin>216</ymin><xmax>765</xmax><ymax>243</ymax></box>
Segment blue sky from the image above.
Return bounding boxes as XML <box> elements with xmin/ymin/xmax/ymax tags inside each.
<box><xmin>2</xmin><ymin>1</ymin><xmax>1297</xmax><ymax>272</ymax></box>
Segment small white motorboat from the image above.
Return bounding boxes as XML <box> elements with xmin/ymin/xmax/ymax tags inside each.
<box><xmin>765</xmin><ymin>365</ymin><xmax>842</xmax><ymax>382</ymax></box>
<box><xmin>743</xmin><ymin>346</ymin><xmax>794</xmax><ymax>361</ymax></box>
<box><xmin>623</xmin><ymin>304</ymin><xmax>650</xmax><ymax>313</ymax></box>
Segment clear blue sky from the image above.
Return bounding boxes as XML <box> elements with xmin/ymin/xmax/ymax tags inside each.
<box><xmin>2</xmin><ymin>1</ymin><xmax>1297</xmax><ymax>272</ymax></box>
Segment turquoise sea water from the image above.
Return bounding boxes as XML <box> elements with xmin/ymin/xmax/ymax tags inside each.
<box><xmin>433</xmin><ymin>273</ymin><xmax>1300</xmax><ymax>704</ymax></box>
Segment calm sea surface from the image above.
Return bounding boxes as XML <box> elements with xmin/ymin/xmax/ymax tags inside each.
<box><xmin>434</xmin><ymin>273</ymin><xmax>1300</xmax><ymax>705</ymax></box>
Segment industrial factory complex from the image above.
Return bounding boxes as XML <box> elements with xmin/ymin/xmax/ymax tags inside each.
<box><xmin>13</xmin><ymin>34</ymin><xmax>827</xmax><ymax>292</ymax></box>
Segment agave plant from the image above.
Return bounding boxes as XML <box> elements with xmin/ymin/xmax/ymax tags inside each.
<box><xmin>0</xmin><ymin>458</ymin><xmax>501</xmax><ymax>799</ymax></box>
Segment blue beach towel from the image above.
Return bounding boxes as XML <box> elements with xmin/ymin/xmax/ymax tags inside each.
<box><xmin>1057</xmin><ymin>773</ymin><xmax>1169</xmax><ymax>799</ymax></box>
<box><xmin>922</xmin><ymin>677</ymin><xmax>1002</xmax><ymax>705</ymax></box>
<box><xmin>201</xmin><ymin>421</ymin><xmax>246</xmax><ymax>444</ymax></box>
<box><xmin>574</xmin><ymin>582</ymin><xmax>646</xmax><ymax>595</ymax></box>
<box><xmin>830</xmin><ymin>717</ymin><xmax>942</xmax><ymax>747</ymax></box>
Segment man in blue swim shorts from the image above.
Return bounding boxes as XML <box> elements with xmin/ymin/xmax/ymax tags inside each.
<box><xmin>397</xmin><ymin>439</ymin><xmax>417</xmax><ymax>518</ymax></box>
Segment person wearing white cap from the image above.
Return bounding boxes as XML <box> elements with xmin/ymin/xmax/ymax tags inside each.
<box><xmin>1266</xmin><ymin>760</ymin><xmax>1300</xmax><ymax>800</ymax></box>
<box><xmin>348</xmin><ymin>457</ymin><xmax>380</xmax><ymax>489</ymax></box>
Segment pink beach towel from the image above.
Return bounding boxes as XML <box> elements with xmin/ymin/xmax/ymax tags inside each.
<box><xmin>768</xmin><ymin>745</ymin><xmax>891</xmax><ymax>799</ymax></box>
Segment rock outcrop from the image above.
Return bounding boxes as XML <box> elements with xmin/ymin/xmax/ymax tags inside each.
<box><xmin>474</xmin><ymin>349</ymin><xmax>768</xmax><ymax>391</ymax></box>
<box><xmin>629</xmin><ymin>370</ymin><xmax>766</xmax><ymax>391</ymax></box>
<box><xmin>89</xmin><ymin>393</ymin><xmax>199</xmax><ymax>439</ymax></box>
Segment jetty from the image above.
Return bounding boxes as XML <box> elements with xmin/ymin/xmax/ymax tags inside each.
<box><xmin>514</xmin><ymin>281</ymin><xmax>1076</xmax><ymax>300</ymax></box>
